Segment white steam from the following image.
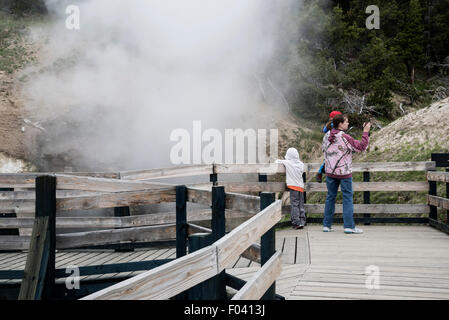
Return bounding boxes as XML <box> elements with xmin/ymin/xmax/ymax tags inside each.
<box><xmin>21</xmin><ymin>0</ymin><xmax>301</xmax><ymax>171</ymax></box>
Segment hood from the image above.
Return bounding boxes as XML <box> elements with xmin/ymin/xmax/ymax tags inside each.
<box><xmin>285</xmin><ymin>148</ymin><xmax>300</xmax><ymax>161</ymax></box>
<box><xmin>328</xmin><ymin>128</ymin><xmax>341</xmax><ymax>143</ymax></box>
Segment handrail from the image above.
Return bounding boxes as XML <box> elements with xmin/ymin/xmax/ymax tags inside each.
<box><xmin>427</xmin><ymin>195</ymin><xmax>449</xmax><ymax>210</ymax></box>
<box><xmin>0</xmin><ymin>161</ymin><xmax>436</xmax><ymax>187</ymax></box>
<box><xmin>120</xmin><ymin>164</ymin><xmax>213</xmax><ymax>180</ymax></box>
<box><xmin>231</xmin><ymin>251</ymin><xmax>282</xmax><ymax>300</ymax></box>
<box><xmin>80</xmin><ymin>200</ymin><xmax>282</xmax><ymax>300</ymax></box>
<box><xmin>427</xmin><ymin>171</ymin><xmax>449</xmax><ymax>183</ymax></box>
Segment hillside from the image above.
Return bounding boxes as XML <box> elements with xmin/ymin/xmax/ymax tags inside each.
<box><xmin>355</xmin><ymin>97</ymin><xmax>449</xmax><ymax>163</ymax></box>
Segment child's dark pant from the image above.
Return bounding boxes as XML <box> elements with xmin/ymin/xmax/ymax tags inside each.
<box><xmin>290</xmin><ymin>189</ymin><xmax>306</xmax><ymax>226</ymax></box>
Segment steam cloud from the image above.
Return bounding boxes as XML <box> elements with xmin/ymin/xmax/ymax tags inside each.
<box><xmin>21</xmin><ymin>0</ymin><xmax>301</xmax><ymax>171</ymax></box>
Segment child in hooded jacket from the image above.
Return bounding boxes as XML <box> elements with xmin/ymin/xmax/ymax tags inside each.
<box><xmin>276</xmin><ymin>148</ymin><xmax>306</xmax><ymax>229</ymax></box>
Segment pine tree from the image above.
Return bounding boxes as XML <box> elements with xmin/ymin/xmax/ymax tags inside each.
<box><xmin>395</xmin><ymin>0</ymin><xmax>426</xmax><ymax>84</ymax></box>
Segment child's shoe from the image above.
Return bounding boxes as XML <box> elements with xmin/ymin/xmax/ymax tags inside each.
<box><xmin>316</xmin><ymin>173</ymin><xmax>322</xmax><ymax>183</ymax></box>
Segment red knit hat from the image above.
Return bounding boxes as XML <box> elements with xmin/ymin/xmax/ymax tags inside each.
<box><xmin>329</xmin><ymin>111</ymin><xmax>342</xmax><ymax>119</ymax></box>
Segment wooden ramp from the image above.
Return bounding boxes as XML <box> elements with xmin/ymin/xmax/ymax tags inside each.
<box><xmin>227</xmin><ymin>225</ymin><xmax>449</xmax><ymax>300</ymax></box>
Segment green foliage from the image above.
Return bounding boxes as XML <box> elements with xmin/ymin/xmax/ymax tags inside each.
<box><xmin>284</xmin><ymin>0</ymin><xmax>448</xmax><ymax>121</ymax></box>
<box><xmin>10</xmin><ymin>0</ymin><xmax>47</xmax><ymax>16</ymax></box>
<box><xmin>0</xmin><ymin>13</ymin><xmax>29</xmax><ymax>73</ymax></box>
<box><xmin>430</xmin><ymin>0</ymin><xmax>449</xmax><ymax>63</ymax></box>
<box><xmin>394</xmin><ymin>0</ymin><xmax>426</xmax><ymax>83</ymax></box>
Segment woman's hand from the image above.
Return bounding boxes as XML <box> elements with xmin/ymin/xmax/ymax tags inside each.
<box><xmin>363</xmin><ymin>122</ymin><xmax>371</xmax><ymax>133</ymax></box>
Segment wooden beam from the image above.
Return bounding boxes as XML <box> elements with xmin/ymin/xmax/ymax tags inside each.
<box><xmin>188</xmin><ymin>223</ymin><xmax>212</xmax><ymax>235</ymax></box>
<box><xmin>0</xmin><ymin>162</ymin><xmax>435</xmax><ymax>189</ymax></box>
<box><xmin>216</xmin><ymin>181</ymin><xmax>429</xmax><ymax>193</ymax></box>
<box><xmin>0</xmin><ymin>190</ymin><xmax>103</xmax><ymax>200</ymax></box>
<box><xmin>348</xmin><ymin>161</ymin><xmax>435</xmax><ymax>172</ymax></box>
<box><xmin>187</xmin><ymin>223</ymin><xmax>261</xmax><ymax>264</ymax></box>
<box><xmin>0</xmin><ymin>188</ymin><xmax>177</xmax><ymax>213</ymax></box>
<box><xmin>225</xmin><ymin>192</ymin><xmax>260</xmax><ymax>214</ymax></box>
<box><xmin>80</xmin><ymin>244</ymin><xmax>218</xmax><ymax>300</ymax></box>
<box><xmin>55</xmin><ymin>224</ymin><xmax>177</xmax><ymax>249</ymax></box>
<box><xmin>429</xmin><ymin>218</ymin><xmax>449</xmax><ymax>235</ymax></box>
<box><xmin>187</xmin><ymin>187</ymin><xmax>212</xmax><ymax>207</ymax></box>
<box><xmin>215</xmin><ymin>200</ymin><xmax>281</xmax><ymax>272</ymax></box>
<box><xmin>218</xmin><ymin>182</ymin><xmax>286</xmax><ymax>193</ymax></box>
<box><xmin>214</xmin><ymin>162</ymin><xmax>435</xmax><ymax>174</ymax></box>
<box><xmin>306</xmin><ymin>181</ymin><xmax>429</xmax><ymax>192</ymax></box>
<box><xmin>427</xmin><ymin>195</ymin><xmax>449</xmax><ymax>210</ymax></box>
<box><xmin>56</xmin><ymin>188</ymin><xmax>176</xmax><ymax>211</ymax></box>
<box><xmin>120</xmin><ymin>164</ymin><xmax>213</xmax><ymax>180</ymax></box>
<box><xmin>0</xmin><ymin>235</ymin><xmax>30</xmax><ymax>250</ymax></box>
<box><xmin>0</xmin><ymin>209</ymin><xmax>243</xmax><ymax>230</ymax></box>
<box><xmin>0</xmin><ymin>172</ymin><xmax>119</xmax><ymax>188</ymax></box>
<box><xmin>427</xmin><ymin>171</ymin><xmax>449</xmax><ymax>183</ymax></box>
<box><xmin>232</xmin><ymin>251</ymin><xmax>282</xmax><ymax>300</ymax></box>
<box><xmin>299</xmin><ymin>204</ymin><xmax>430</xmax><ymax>214</ymax></box>
<box><xmin>55</xmin><ymin>174</ymin><xmax>172</xmax><ymax>192</ymax></box>
<box><xmin>19</xmin><ymin>175</ymin><xmax>56</xmax><ymax>300</ymax></box>
<box><xmin>214</xmin><ymin>163</ymin><xmax>284</xmax><ymax>174</ymax></box>
<box><xmin>0</xmin><ymin>223</ymin><xmax>178</xmax><ymax>250</ymax></box>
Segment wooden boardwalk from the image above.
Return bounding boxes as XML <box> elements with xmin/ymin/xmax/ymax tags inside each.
<box><xmin>228</xmin><ymin>225</ymin><xmax>449</xmax><ymax>300</ymax></box>
<box><xmin>2</xmin><ymin>224</ymin><xmax>449</xmax><ymax>299</ymax></box>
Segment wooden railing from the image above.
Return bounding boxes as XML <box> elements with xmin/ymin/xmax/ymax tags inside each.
<box><xmin>81</xmin><ymin>193</ymin><xmax>282</xmax><ymax>300</ymax></box>
<box><xmin>0</xmin><ymin>160</ymin><xmax>439</xmax><ymax>249</ymax></box>
<box><xmin>119</xmin><ymin>161</ymin><xmax>435</xmax><ymax>223</ymax></box>
<box><xmin>0</xmin><ymin>171</ymin><xmax>283</xmax><ymax>300</ymax></box>
<box><xmin>427</xmin><ymin>170</ymin><xmax>449</xmax><ymax>234</ymax></box>
<box><xmin>1</xmin><ymin>157</ymin><xmax>448</xmax><ymax>300</ymax></box>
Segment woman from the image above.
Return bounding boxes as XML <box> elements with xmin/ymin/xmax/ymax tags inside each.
<box><xmin>322</xmin><ymin>114</ymin><xmax>370</xmax><ymax>234</ymax></box>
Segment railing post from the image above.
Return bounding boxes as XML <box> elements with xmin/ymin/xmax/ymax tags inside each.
<box><xmin>176</xmin><ymin>185</ymin><xmax>188</xmax><ymax>258</ymax></box>
<box><xmin>114</xmin><ymin>206</ymin><xmax>133</xmax><ymax>252</ymax></box>
<box><xmin>210</xmin><ymin>163</ymin><xmax>217</xmax><ymax>186</ymax></box>
<box><xmin>174</xmin><ymin>185</ymin><xmax>188</xmax><ymax>300</ymax></box>
<box><xmin>428</xmin><ymin>168</ymin><xmax>438</xmax><ymax>221</ymax></box>
<box><xmin>363</xmin><ymin>171</ymin><xmax>371</xmax><ymax>225</ymax></box>
<box><xmin>302</xmin><ymin>172</ymin><xmax>307</xmax><ymax>204</ymax></box>
<box><xmin>258</xmin><ymin>173</ymin><xmax>267</xmax><ymax>197</ymax></box>
<box><xmin>260</xmin><ymin>192</ymin><xmax>276</xmax><ymax>300</ymax></box>
<box><xmin>211</xmin><ymin>186</ymin><xmax>226</xmax><ymax>299</ymax></box>
<box><xmin>0</xmin><ymin>187</ymin><xmax>19</xmax><ymax>237</ymax></box>
<box><xmin>302</xmin><ymin>172</ymin><xmax>307</xmax><ymax>223</ymax></box>
<box><xmin>19</xmin><ymin>175</ymin><xmax>56</xmax><ymax>300</ymax></box>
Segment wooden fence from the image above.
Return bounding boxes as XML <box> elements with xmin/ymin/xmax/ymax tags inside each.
<box><xmin>427</xmin><ymin>170</ymin><xmax>449</xmax><ymax>234</ymax></box>
<box><xmin>1</xmin><ymin>156</ymin><xmax>448</xmax><ymax>300</ymax></box>
<box><xmin>0</xmin><ymin>171</ymin><xmax>283</xmax><ymax>300</ymax></box>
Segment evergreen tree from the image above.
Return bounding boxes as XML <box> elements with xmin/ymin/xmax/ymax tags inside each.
<box><xmin>394</xmin><ymin>0</ymin><xmax>426</xmax><ymax>84</ymax></box>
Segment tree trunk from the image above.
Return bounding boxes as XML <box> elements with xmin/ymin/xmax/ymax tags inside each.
<box><xmin>404</xmin><ymin>60</ymin><xmax>415</xmax><ymax>84</ymax></box>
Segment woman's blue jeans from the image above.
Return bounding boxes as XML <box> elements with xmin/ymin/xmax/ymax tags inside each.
<box><xmin>323</xmin><ymin>176</ymin><xmax>355</xmax><ymax>229</ymax></box>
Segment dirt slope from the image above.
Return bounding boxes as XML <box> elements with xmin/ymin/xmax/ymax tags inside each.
<box><xmin>356</xmin><ymin>97</ymin><xmax>449</xmax><ymax>162</ymax></box>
